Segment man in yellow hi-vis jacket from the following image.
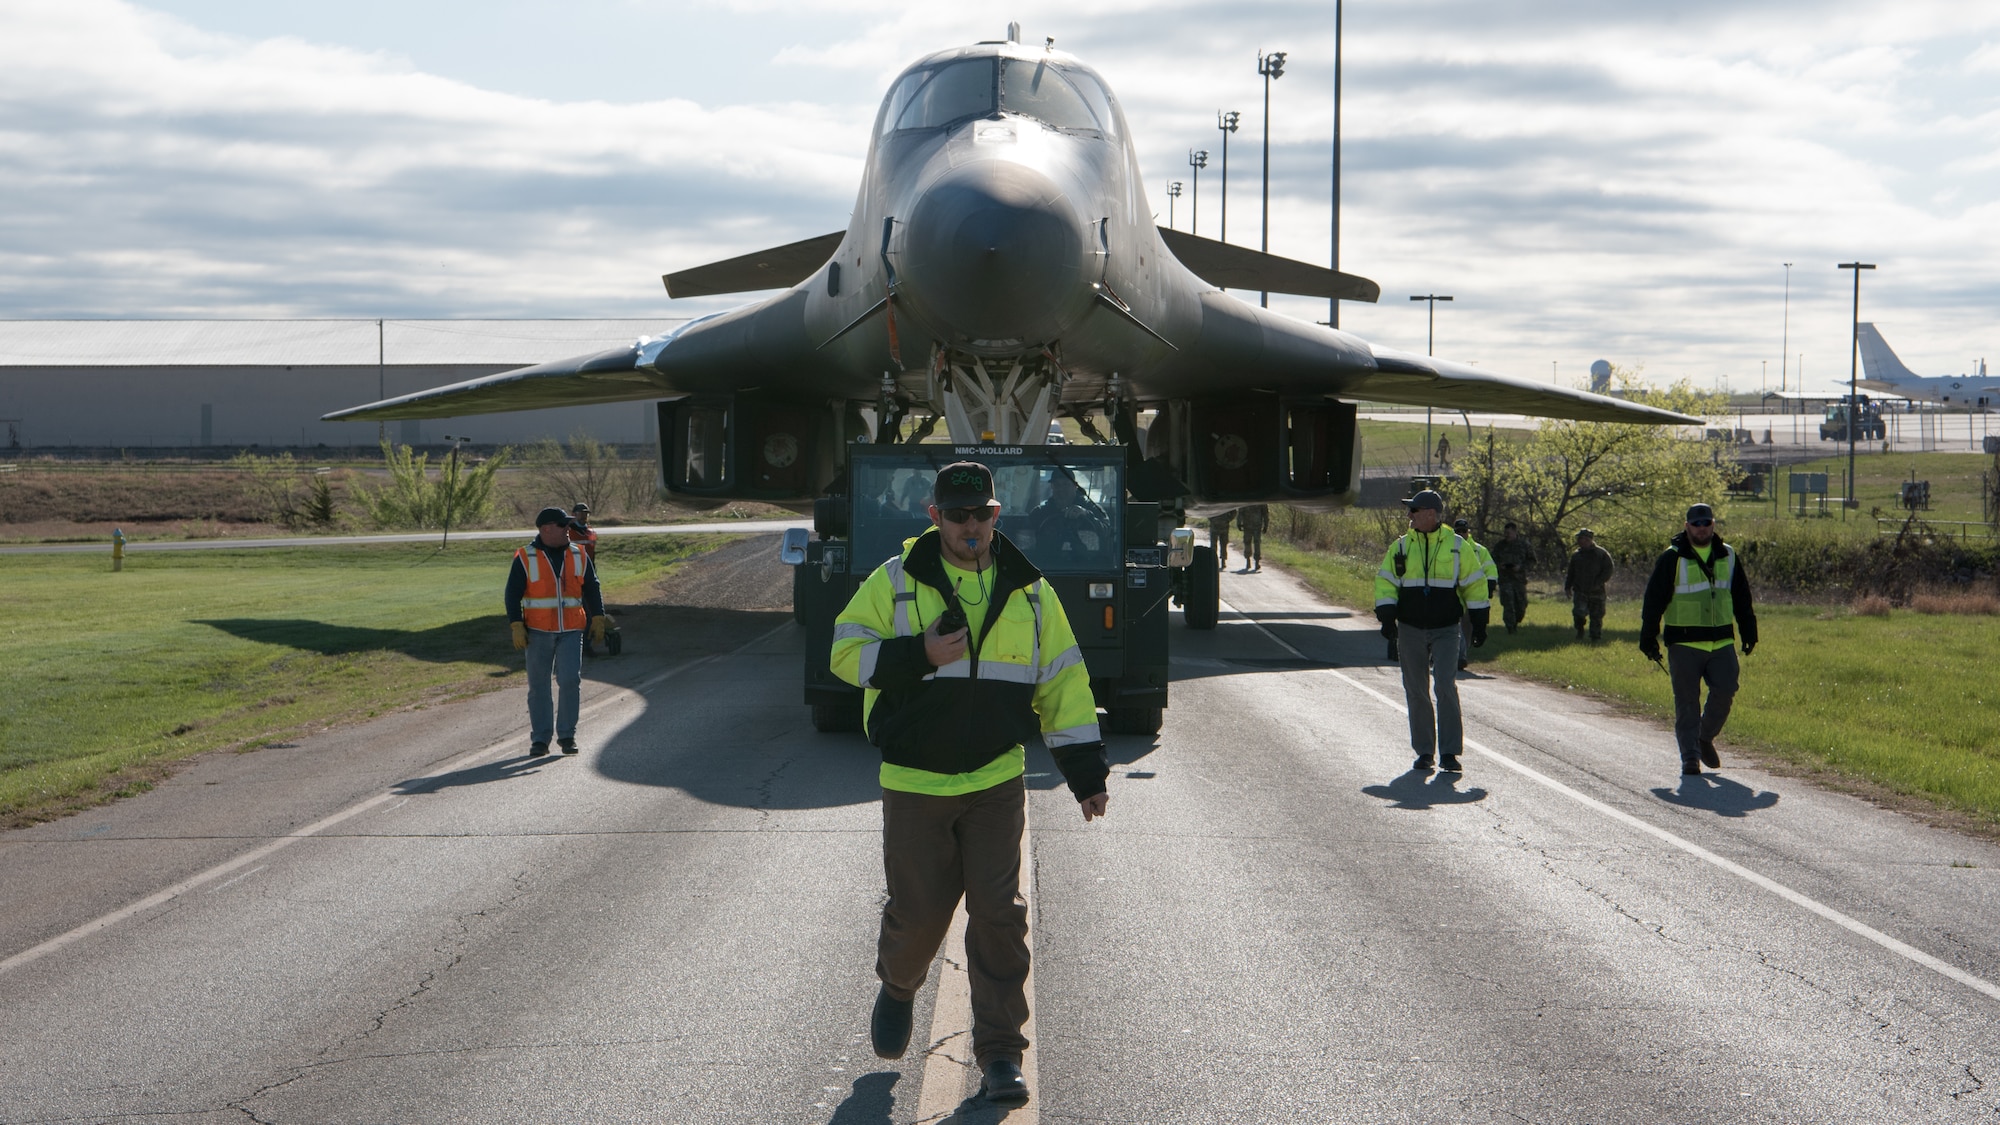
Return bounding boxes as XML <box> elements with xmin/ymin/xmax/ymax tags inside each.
<box><xmin>1375</xmin><ymin>491</ymin><xmax>1490</xmax><ymax>774</ymax></box>
<box><xmin>830</xmin><ymin>460</ymin><xmax>1108</xmax><ymax>1109</ymax></box>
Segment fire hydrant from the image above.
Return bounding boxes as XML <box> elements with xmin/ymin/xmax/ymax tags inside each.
<box><xmin>112</xmin><ymin>527</ymin><xmax>125</xmax><ymax>572</ymax></box>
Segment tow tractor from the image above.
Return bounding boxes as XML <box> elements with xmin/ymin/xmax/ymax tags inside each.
<box><xmin>783</xmin><ymin>442</ymin><xmax>1214</xmax><ymax>736</ymax></box>
<box><xmin>1820</xmin><ymin>394</ymin><xmax>1885</xmax><ymax>442</ymax></box>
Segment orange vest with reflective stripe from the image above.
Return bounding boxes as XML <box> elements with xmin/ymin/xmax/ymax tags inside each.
<box><xmin>567</xmin><ymin>524</ymin><xmax>597</xmax><ymax>561</ymax></box>
<box><xmin>516</xmin><ymin>543</ymin><xmax>589</xmax><ymax>631</ymax></box>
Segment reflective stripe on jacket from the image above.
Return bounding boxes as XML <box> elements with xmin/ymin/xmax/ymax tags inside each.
<box><xmin>1374</xmin><ymin>528</ymin><xmax>1489</xmax><ymax>630</ymax></box>
<box><xmin>829</xmin><ymin>529</ymin><xmax>1101</xmax><ymax>778</ymax></box>
<box><xmin>516</xmin><ymin>543</ymin><xmax>589</xmax><ymax>632</ymax></box>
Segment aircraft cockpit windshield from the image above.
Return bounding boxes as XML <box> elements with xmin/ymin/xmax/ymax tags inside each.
<box><xmin>877</xmin><ymin>55</ymin><xmax>1119</xmax><ymax>137</ymax></box>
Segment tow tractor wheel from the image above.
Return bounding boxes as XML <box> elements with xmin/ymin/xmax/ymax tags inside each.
<box><xmin>1105</xmin><ymin>706</ymin><xmax>1164</xmax><ymax>736</ymax></box>
<box><xmin>811</xmin><ymin>699</ymin><xmax>864</xmax><ymax>733</ymax></box>
<box><xmin>1183</xmin><ymin>544</ymin><xmax>1220</xmax><ymax>630</ymax></box>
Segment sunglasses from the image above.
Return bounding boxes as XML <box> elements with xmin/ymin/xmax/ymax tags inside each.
<box><xmin>1689</xmin><ymin>519</ymin><xmax>1713</xmax><ymax>527</ymax></box>
<box><xmin>941</xmin><ymin>506</ymin><xmax>996</xmax><ymax>524</ymax></box>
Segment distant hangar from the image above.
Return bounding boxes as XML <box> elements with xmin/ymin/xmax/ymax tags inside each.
<box><xmin>0</xmin><ymin>319</ymin><xmax>688</xmax><ymax>451</ymax></box>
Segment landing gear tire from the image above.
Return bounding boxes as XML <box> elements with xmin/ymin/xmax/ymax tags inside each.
<box><xmin>1183</xmin><ymin>544</ymin><xmax>1220</xmax><ymax>630</ymax></box>
<box><xmin>1105</xmin><ymin>706</ymin><xmax>1164</xmax><ymax>736</ymax></box>
<box><xmin>811</xmin><ymin>699</ymin><xmax>863</xmax><ymax>733</ymax></box>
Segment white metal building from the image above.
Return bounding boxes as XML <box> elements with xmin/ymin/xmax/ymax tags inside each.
<box><xmin>0</xmin><ymin>319</ymin><xmax>688</xmax><ymax>450</ymax></box>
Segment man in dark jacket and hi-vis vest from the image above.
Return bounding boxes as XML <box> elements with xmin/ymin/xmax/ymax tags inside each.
<box><xmin>1375</xmin><ymin>491</ymin><xmax>1490</xmax><ymax>773</ymax></box>
<box><xmin>830</xmin><ymin>461</ymin><xmax>1108</xmax><ymax>1109</ymax></box>
<box><xmin>505</xmin><ymin>507</ymin><xmax>606</xmax><ymax>757</ymax></box>
<box><xmin>1639</xmin><ymin>503</ymin><xmax>1759</xmax><ymax>776</ymax></box>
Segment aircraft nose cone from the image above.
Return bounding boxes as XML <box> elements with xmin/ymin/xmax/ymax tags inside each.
<box><xmin>900</xmin><ymin>162</ymin><xmax>1085</xmax><ymax>344</ymax></box>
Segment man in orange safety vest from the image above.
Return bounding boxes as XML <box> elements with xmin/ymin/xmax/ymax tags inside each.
<box><xmin>506</xmin><ymin>506</ymin><xmax>605</xmax><ymax>756</ymax></box>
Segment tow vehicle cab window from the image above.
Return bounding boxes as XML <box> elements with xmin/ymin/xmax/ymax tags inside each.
<box><xmin>998</xmin><ymin>58</ymin><xmax>1104</xmax><ymax>134</ymax></box>
<box><xmin>888</xmin><ymin>58</ymin><xmax>998</xmax><ymax>132</ymax></box>
<box><xmin>850</xmin><ymin>457</ymin><xmax>1124</xmax><ymax>575</ymax></box>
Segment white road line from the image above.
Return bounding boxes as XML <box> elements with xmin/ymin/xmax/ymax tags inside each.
<box><xmin>1220</xmin><ymin>597</ymin><xmax>2000</xmax><ymax>1008</ymax></box>
<box><xmin>0</xmin><ymin>621</ymin><xmax>794</xmax><ymax>979</ymax></box>
<box><xmin>913</xmin><ymin>809</ymin><xmax>1038</xmax><ymax>1123</ymax></box>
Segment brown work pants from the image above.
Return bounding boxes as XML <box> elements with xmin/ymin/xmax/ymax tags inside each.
<box><xmin>878</xmin><ymin>776</ymin><xmax>1031</xmax><ymax>1068</ymax></box>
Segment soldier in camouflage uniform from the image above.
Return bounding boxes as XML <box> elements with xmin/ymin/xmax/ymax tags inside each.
<box><xmin>1563</xmin><ymin>528</ymin><xmax>1615</xmax><ymax>641</ymax></box>
<box><xmin>1488</xmin><ymin>521</ymin><xmax>1537</xmax><ymax>634</ymax></box>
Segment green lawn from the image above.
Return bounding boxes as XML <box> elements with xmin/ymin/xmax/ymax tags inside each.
<box><xmin>1269</xmin><ymin>541</ymin><xmax>2000</xmax><ymax>828</ymax></box>
<box><xmin>0</xmin><ymin>535</ymin><xmax>727</xmax><ymax>824</ymax></box>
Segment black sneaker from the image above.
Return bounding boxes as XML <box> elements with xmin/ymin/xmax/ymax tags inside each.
<box><xmin>1698</xmin><ymin>739</ymin><xmax>1720</xmax><ymax>769</ymax></box>
<box><xmin>1413</xmin><ymin>755</ymin><xmax>1434</xmax><ymax>771</ymax></box>
<box><xmin>1438</xmin><ymin>755</ymin><xmax>1462</xmax><ymax>773</ymax></box>
<box><xmin>558</xmin><ymin>738</ymin><xmax>578</xmax><ymax>755</ymax></box>
<box><xmin>528</xmin><ymin>742</ymin><xmax>549</xmax><ymax>757</ymax></box>
<box><xmin>979</xmin><ymin>1058</ymin><xmax>1030</xmax><ymax>1106</ymax></box>
<box><xmin>1682</xmin><ymin>761</ymin><xmax>1701</xmax><ymax>776</ymax></box>
<box><xmin>870</xmin><ymin>987</ymin><xmax>912</xmax><ymax>1060</ymax></box>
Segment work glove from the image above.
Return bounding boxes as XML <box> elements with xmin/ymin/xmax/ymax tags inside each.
<box><xmin>1639</xmin><ymin>637</ymin><xmax>1662</xmax><ymax>662</ymax></box>
<box><xmin>1741</xmin><ymin>640</ymin><xmax>1755</xmax><ymax>657</ymax></box>
<box><xmin>1471</xmin><ymin>624</ymin><xmax>1487</xmax><ymax>648</ymax></box>
<box><xmin>588</xmin><ymin>617</ymin><xmax>608</xmax><ymax>644</ymax></box>
<box><xmin>511</xmin><ymin>621</ymin><xmax>528</xmax><ymax>651</ymax></box>
<box><xmin>1375</xmin><ymin>605</ymin><xmax>1397</xmax><ymax>640</ymax></box>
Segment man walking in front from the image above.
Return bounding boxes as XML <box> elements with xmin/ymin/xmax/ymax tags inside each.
<box><xmin>1236</xmin><ymin>503</ymin><xmax>1268</xmax><ymax>572</ymax></box>
<box><xmin>830</xmin><ymin>461</ymin><xmax>1109</xmax><ymax>1108</ymax></box>
<box><xmin>1375</xmin><ymin>491</ymin><xmax>1489</xmax><ymax>773</ymax></box>
<box><xmin>506</xmin><ymin>507</ymin><xmax>607</xmax><ymax>757</ymax></box>
<box><xmin>1639</xmin><ymin>503</ymin><xmax>1759</xmax><ymax>776</ymax></box>
<box><xmin>1208</xmin><ymin>508</ymin><xmax>1235</xmax><ymax>571</ymax></box>
<box><xmin>1564</xmin><ymin>528</ymin><xmax>1614</xmax><ymax>641</ymax></box>
<box><xmin>1489</xmin><ymin>521</ymin><xmax>1536</xmax><ymax>633</ymax></box>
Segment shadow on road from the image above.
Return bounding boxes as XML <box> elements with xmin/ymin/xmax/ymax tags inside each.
<box><xmin>1651</xmin><ymin>773</ymin><xmax>1780</xmax><ymax>817</ymax></box>
<box><xmin>826</xmin><ymin>1072</ymin><xmax>900</xmax><ymax>1124</ymax></box>
<box><xmin>1362</xmin><ymin>768</ymin><xmax>1490</xmax><ymax>809</ymax></box>
<box><xmin>194</xmin><ymin>617</ymin><xmax>511</xmax><ymax>669</ymax></box>
<box><xmin>393</xmin><ymin>753</ymin><xmax>555</xmax><ymax>794</ymax></box>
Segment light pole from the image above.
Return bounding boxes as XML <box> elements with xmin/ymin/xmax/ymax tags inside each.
<box><xmin>1257</xmin><ymin>49</ymin><xmax>1288</xmax><ymax>308</ymax></box>
<box><xmin>440</xmin><ymin>433</ymin><xmax>472</xmax><ymax>548</ymax></box>
<box><xmin>1838</xmin><ymin>261</ymin><xmax>1876</xmax><ymax>521</ymax></box>
<box><xmin>1411</xmin><ymin>294</ymin><xmax>1453</xmax><ymax>473</ymax></box>
<box><xmin>1187</xmin><ymin>149</ymin><xmax>1207</xmax><ymax>236</ymax></box>
<box><xmin>1217</xmin><ymin>110</ymin><xmax>1240</xmax><ymax>244</ymax></box>
<box><xmin>1166</xmin><ymin>181</ymin><xmax>1183</xmax><ymax>229</ymax></box>
<box><xmin>1330</xmin><ymin>0</ymin><xmax>1342</xmax><ymax>328</ymax></box>
<box><xmin>1780</xmin><ymin>262</ymin><xmax>1792</xmax><ymax>392</ymax></box>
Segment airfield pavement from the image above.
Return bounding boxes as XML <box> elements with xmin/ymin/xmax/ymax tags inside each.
<box><xmin>4</xmin><ymin>536</ymin><xmax>2000</xmax><ymax>1123</ymax></box>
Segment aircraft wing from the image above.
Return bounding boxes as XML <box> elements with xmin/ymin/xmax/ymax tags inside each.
<box><xmin>320</xmin><ymin>341</ymin><xmax>668</xmax><ymax>422</ymax></box>
<box><xmin>663</xmin><ymin>231</ymin><xmax>845</xmax><ymax>298</ymax></box>
<box><xmin>1343</xmin><ymin>345</ymin><xmax>1702</xmax><ymax>425</ymax></box>
<box><xmin>1157</xmin><ymin>228</ymin><xmax>1380</xmax><ymax>303</ymax></box>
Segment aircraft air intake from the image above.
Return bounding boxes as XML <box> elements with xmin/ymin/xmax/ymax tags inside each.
<box><xmin>899</xmin><ymin>161</ymin><xmax>1086</xmax><ymax>347</ymax></box>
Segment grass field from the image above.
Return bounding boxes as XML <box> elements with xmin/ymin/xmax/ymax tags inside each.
<box><xmin>1268</xmin><ymin>541</ymin><xmax>2000</xmax><ymax>830</ymax></box>
<box><xmin>0</xmin><ymin>534</ymin><xmax>728</xmax><ymax>825</ymax></box>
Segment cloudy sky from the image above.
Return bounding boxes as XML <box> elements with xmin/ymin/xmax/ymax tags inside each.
<box><xmin>3</xmin><ymin>0</ymin><xmax>1997</xmax><ymax>391</ymax></box>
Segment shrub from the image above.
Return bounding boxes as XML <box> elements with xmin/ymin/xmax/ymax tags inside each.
<box><xmin>1850</xmin><ymin>594</ymin><xmax>1892</xmax><ymax>616</ymax></box>
<box><xmin>1909</xmin><ymin>590</ymin><xmax>2000</xmax><ymax>615</ymax></box>
<box><xmin>357</xmin><ymin>442</ymin><xmax>508</xmax><ymax>530</ymax></box>
<box><xmin>230</xmin><ymin>451</ymin><xmax>340</xmax><ymax>529</ymax></box>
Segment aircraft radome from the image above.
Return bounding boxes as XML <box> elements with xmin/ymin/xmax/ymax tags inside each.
<box><xmin>326</xmin><ymin>27</ymin><xmax>1703</xmax><ymax>512</ymax></box>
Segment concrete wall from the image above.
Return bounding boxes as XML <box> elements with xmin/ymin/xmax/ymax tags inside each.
<box><xmin>0</xmin><ymin>365</ymin><xmax>658</xmax><ymax>449</ymax></box>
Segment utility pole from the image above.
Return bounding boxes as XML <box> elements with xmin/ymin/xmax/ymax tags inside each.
<box><xmin>1411</xmin><ymin>294</ymin><xmax>1453</xmax><ymax>473</ymax></box>
<box><xmin>1188</xmin><ymin>149</ymin><xmax>1207</xmax><ymax>236</ymax></box>
<box><xmin>1257</xmin><ymin>49</ymin><xmax>1288</xmax><ymax>308</ymax></box>
<box><xmin>1330</xmin><ymin>0</ymin><xmax>1342</xmax><ymax>328</ymax></box>
<box><xmin>1166</xmin><ymin>181</ymin><xmax>1182</xmax><ymax>229</ymax></box>
<box><xmin>1838</xmin><ymin>261</ymin><xmax>1876</xmax><ymax>521</ymax></box>
<box><xmin>1780</xmin><ymin>262</ymin><xmax>1792</xmax><ymax>392</ymax></box>
<box><xmin>377</xmin><ymin>318</ymin><xmax>385</xmax><ymax>448</ymax></box>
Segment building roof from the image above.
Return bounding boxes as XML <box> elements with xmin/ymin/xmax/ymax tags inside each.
<box><xmin>0</xmin><ymin>319</ymin><xmax>689</xmax><ymax>367</ymax></box>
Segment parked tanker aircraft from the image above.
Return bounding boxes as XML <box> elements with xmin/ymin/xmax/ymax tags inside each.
<box><xmin>1857</xmin><ymin>323</ymin><xmax>1997</xmax><ymax>408</ymax></box>
<box><xmin>326</xmin><ymin>29</ymin><xmax>1700</xmax><ymax>510</ymax></box>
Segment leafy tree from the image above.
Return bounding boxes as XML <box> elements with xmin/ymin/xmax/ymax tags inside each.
<box><xmin>520</xmin><ymin>430</ymin><xmax>650</xmax><ymax>516</ymax></box>
<box><xmin>358</xmin><ymin>441</ymin><xmax>508</xmax><ymax>530</ymax></box>
<box><xmin>1440</xmin><ymin>371</ymin><xmax>1735</xmax><ymax>563</ymax></box>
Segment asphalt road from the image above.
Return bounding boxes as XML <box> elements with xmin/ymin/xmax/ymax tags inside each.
<box><xmin>4</xmin><ymin>540</ymin><xmax>1999</xmax><ymax>1122</ymax></box>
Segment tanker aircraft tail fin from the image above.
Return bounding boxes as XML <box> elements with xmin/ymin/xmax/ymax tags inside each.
<box><xmin>1857</xmin><ymin>322</ymin><xmax>1922</xmax><ymax>386</ymax></box>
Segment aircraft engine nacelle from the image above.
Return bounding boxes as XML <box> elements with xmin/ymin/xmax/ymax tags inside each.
<box><xmin>1148</xmin><ymin>392</ymin><xmax>1361</xmax><ymax>511</ymax></box>
<box><xmin>656</xmin><ymin>392</ymin><xmax>862</xmax><ymax>501</ymax></box>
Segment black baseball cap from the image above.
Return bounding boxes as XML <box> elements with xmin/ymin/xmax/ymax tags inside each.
<box><xmin>933</xmin><ymin>461</ymin><xmax>998</xmax><ymax>509</ymax></box>
<box><xmin>1686</xmin><ymin>503</ymin><xmax>1715</xmax><ymax>523</ymax></box>
<box><xmin>1405</xmin><ymin>489</ymin><xmax>1444</xmax><ymax>512</ymax></box>
<box><xmin>533</xmin><ymin>507</ymin><xmax>572</xmax><ymax>528</ymax></box>
<box><xmin>1453</xmin><ymin>517</ymin><xmax>1471</xmax><ymax>532</ymax></box>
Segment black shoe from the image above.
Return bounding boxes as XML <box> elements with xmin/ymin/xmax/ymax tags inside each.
<box><xmin>1439</xmin><ymin>755</ymin><xmax>1462</xmax><ymax>773</ymax></box>
<box><xmin>1506</xmin><ymin>622</ymin><xmax>1517</xmax><ymax>634</ymax></box>
<box><xmin>1683</xmin><ymin>761</ymin><xmax>1701</xmax><ymax>776</ymax></box>
<box><xmin>528</xmin><ymin>742</ymin><xmax>549</xmax><ymax>757</ymax></box>
<box><xmin>1457</xmin><ymin>658</ymin><xmax>1469</xmax><ymax>672</ymax></box>
<box><xmin>979</xmin><ymin>1058</ymin><xmax>1030</xmax><ymax>1106</ymax></box>
<box><xmin>869</xmin><ymin>987</ymin><xmax>912</xmax><ymax>1060</ymax></box>
<box><xmin>1698</xmin><ymin>739</ymin><xmax>1720</xmax><ymax>769</ymax></box>
<box><xmin>1413</xmin><ymin>755</ymin><xmax>1434</xmax><ymax>771</ymax></box>
<box><xmin>558</xmin><ymin>738</ymin><xmax>578</xmax><ymax>755</ymax></box>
